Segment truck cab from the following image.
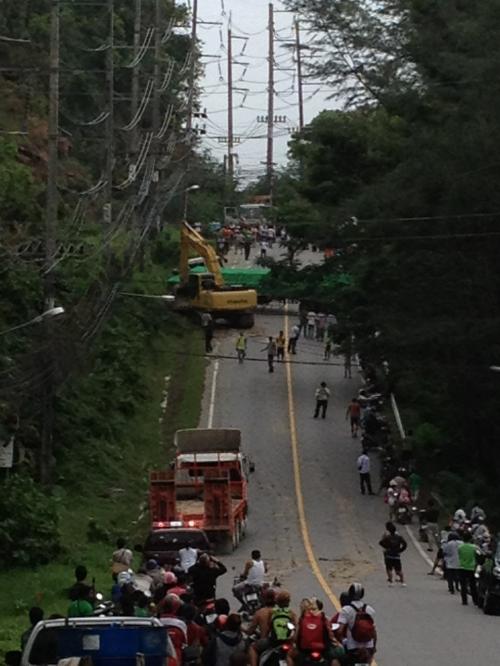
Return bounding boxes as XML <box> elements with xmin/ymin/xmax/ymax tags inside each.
<box><xmin>19</xmin><ymin>617</ymin><xmax>171</xmax><ymax>666</ymax></box>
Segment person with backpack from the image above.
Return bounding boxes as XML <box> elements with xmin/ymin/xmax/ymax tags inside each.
<box><xmin>248</xmin><ymin>590</ymin><xmax>296</xmax><ymax>666</ymax></box>
<box><xmin>295</xmin><ymin>598</ymin><xmax>343</xmax><ymax>666</ymax></box>
<box><xmin>337</xmin><ymin>583</ymin><xmax>376</xmax><ymax>665</ymax></box>
<box><xmin>379</xmin><ymin>522</ymin><xmax>408</xmax><ymax>586</ymax></box>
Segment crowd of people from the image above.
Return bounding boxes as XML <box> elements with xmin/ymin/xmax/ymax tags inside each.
<box><xmin>17</xmin><ymin>539</ymin><xmax>378</xmax><ymax>666</ymax></box>
<box><xmin>215</xmin><ymin>223</ymin><xmax>289</xmax><ymax>261</ymax></box>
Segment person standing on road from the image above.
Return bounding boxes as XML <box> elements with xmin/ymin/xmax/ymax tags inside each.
<box><xmin>306</xmin><ymin>311</ymin><xmax>316</xmax><ymax>338</ymax></box>
<box><xmin>424</xmin><ymin>499</ymin><xmax>441</xmax><ymax>553</ymax></box>
<box><xmin>201</xmin><ymin>312</ymin><xmax>214</xmax><ymax>353</ymax></box>
<box><xmin>261</xmin><ymin>336</ymin><xmax>277</xmax><ymax>373</ymax></box>
<box><xmin>379</xmin><ymin>522</ymin><xmax>407</xmax><ymax>586</ymax></box>
<box><xmin>288</xmin><ymin>323</ymin><xmax>300</xmax><ymax>354</ymax></box>
<box><xmin>345</xmin><ymin>398</ymin><xmax>361</xmax><ymax>438</ymax></box>
<box><xmin>344</xmin><ymin>354</ymin><xmax>352</xmax><ymax>379</ymax></box>
<box><xmin>324</xmin><ymin>334</ymin><xmax>333</xmax><ymax>360</ymax></box>
<box><xmin>314</xmin><ymin>381</ymin><xmax>330</xmax><ymax>418</ymax></box>
<box><xmin>276</xmin><ymin>331</ymin><xmax>286</xmax><ymax>362</ymax></box>
<box><xmin>235</xmin><ymin>332</ymin><xmax>247</xmax><ymax>363</ymax></box>
<box><xmin>458</xmin><ymin>533</ymin><xmax>478</xmax><ymax>606</ymax></box>
<box><xmin>357</xmin><ymin>450</ymin><xmax>374</xmax><ymax>495</ymax></box>
<box><xmin>442</xmin><ymin>532</ymin><xmax>463</xmax><ymax>594</ymax></box>
<box><xmin>408</xmin><ymin>470</ymin><xmax>422</xmax><ymax>502</ymax></box>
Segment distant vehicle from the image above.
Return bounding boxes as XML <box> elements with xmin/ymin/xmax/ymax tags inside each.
<box><xmin>149</xmin><ymin>428</ymin><xmax>252</xmax><ymax>553</ymax></box>
<box><xmin>143</xmin><ymin>527</ymin><xmax>211</xmax><ymax>566</ymax></box>
<box><xmin>20</xmin><ymin>617</ymin><xmax>171</xmax><ymax>666</ymax></box>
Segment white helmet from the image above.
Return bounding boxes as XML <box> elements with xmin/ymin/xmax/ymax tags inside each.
<box><xmin>348</xmin><ymin>582</ymin><xmax>365</xmax><ymax>601</ymax></box>
<box><xmin>454</xmin><ymin>509</ymin><xmax>466</xmax><ymax>523</ymax></box>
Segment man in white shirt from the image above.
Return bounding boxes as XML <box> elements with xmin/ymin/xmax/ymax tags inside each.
<box><xmin>314</xmin><ymin>382</ymin><xmax>331</xmax><ymax>419</ymax></box>
<box><xmin>178</xmin><ymin>542</ymin><xmax>198</xmax><ymax>573</ymax></box>
<box><xmin>357</xmin><ymin>450</ymin><xmax>374</xmax><ymax>495</ymax></box>
<box><xmin>288</xmin><ymin>323</ymin><xmax>300</xmax><ymax>354</ymax></box>
<box><xmin>232</xmin><ymin>549</ymin><xmax>267</xmax><ymax>604</ymax></box>
<box><xmin>338</xmin><ymin>583</ymin><xmax>377</xmax><ymax>664</ymax></box>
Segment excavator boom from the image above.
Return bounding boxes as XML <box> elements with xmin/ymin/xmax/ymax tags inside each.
<box><xmin>180</xmin><ymin>222</ymin><xmax>224</xmax><ymax>287</ymax></box>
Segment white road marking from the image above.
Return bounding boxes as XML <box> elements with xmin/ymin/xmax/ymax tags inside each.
<box><xmin>207</xmin><ymin>358</ymin><xmax>219</xmax><ymax>428</ymax></box>
<box><xmin>405</xmin><ymin>524</ymin><xmax>434</xmax><ymax>568</ymax></box>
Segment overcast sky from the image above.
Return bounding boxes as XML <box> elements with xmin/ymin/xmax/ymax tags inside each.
<box><xmin>183</xmin><ymin>0</ymin><xmax>336</xmax><ymax>184</ymax></box>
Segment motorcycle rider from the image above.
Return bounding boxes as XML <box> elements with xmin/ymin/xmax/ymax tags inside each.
<box><xmin>232</xmin><ymin>550</ymin><xmax>267</xmax><ymax>605</ymax></box>
<box><xmin>203</xmin><ymin>613</ymin><xmax>246</xmax><ymax>666</ymax></box>
<box><xmin>178</xmin><ymin>540</ymin><xmax>199</xmax><ymax>574</ymax></box>
<box><xmin>295</xmin><ymin>597</ymin><xmax>343</xmax><ymax>666</ymax></box>
<box><xmin>337</xmin><ymin>583</ymin><xmax>377</xmax><ymax>665</ymax></box>
<box><xmin>189</xmin><ymin>553</ymin><xmax>227</xmax><ymax>605</ymax></box>
<box><xmin>248</xmin><ymin>590</ymin><xmax>296</xmax><ymax>666</ymax></box>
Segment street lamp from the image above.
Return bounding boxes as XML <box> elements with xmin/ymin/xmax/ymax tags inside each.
<box><xmin>183</xmin><ymin>184</ymin><xmax>200</xmax><ymax>221</ymax></box>
<box><xmin>0</xmin><ymin>306</ymin><xmax>65</xmax><ymax>337</ymax></box>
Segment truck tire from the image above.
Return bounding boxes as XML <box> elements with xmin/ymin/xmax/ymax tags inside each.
<box><xmin>220</xmin><ymin>535</ymin><xmax>234</xmax><ymax>555</ymax></box>
<box><xmin>236</xmin><ymin>314</ymin><xmax>254</xmax><ymax>329</ymax></box>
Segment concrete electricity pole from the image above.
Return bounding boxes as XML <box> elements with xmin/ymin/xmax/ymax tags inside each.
<box><xmin>227</xmin><ymin>23</ymin><xmax>234</xmax><ymax>186</ymax></box>
<box><xmin>266</xmin><ymin>3</ymin><xmax>274</xmax><ymax>199</ymax></box>
<box><xmin>295</xmin><ymin>19</ymin><xmax>304</xmax><ymax>131</ymax></box>
<box><xmin>105</xmin><ymin>0</ymin><xmax>114</xmax><ymax>226</ymax></box>
<box><xmin>42</xmin><ymin>0</ymin><xmax>60</xmax><ymax>484</ymax></box>
<box><xmin>130</xmin><ymin>0</ymin><xmax>142</xmax><ymax>156</ymax></box>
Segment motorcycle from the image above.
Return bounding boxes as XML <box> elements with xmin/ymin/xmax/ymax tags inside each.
<box><xmin>260</xmin><ymin>622</ymin><xmax>295</xmax><ymax>666</ymax></box>
<box><xmin>92</xmin><ymin>593</ymin><xmax>116</xmax><ymax>616</ymax></box>
<box><xmin>396</xmin><ymin>503</ymin><xmax>411</xmax><ymax>525</ymax></box>
<box><xmin>298</xmin><ymin>650</ymin><xmax>327</xmax><ymax>666</ymax></box>
<box><xmin>476</xmin><ymin>540</ymin><xmax>500</xmax><ymax>614</ymax></box>
<box><xmin>233</xmin><ymin>575</ymin><xmax>262</xmax><ymax>620</ymax></box>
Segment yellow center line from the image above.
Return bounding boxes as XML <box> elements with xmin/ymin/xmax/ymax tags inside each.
<box><xmin>284</xmin><ymin>306</ymin><xmax>378</xmax><ymax>665</ymax></box>
<box><xmin>284</xmin><ymin>307</ymin><xmax>341</xmax><ymax>611</ymax></box>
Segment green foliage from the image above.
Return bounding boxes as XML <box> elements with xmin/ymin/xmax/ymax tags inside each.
<box><xmin>0</xmin><ymin>474</ymin><xmax>60</xmax><ymax>566</ymax></box>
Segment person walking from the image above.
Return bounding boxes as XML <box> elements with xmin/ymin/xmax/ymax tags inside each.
<box><xmin>306</xmin><ymin>311</ymin><xmax>316</xmax><ymax>339</ymax></box>
<box><xmin>261</xmin><ymin>337</ymin><xmax>277</xmax><ymax>373</ymax></box>
<box><xmin>345</xmin><ymin>398</ymin><xmax>362</xmax><ymax>438</ymax></box>
<box><xmin>357</xmin><ymin>450</ymin><xmax>374</xmax><ymax>495</ymax></box>
<box><xmin>324</xmin><ymin>335</ymin><xmax>333</xmax><ymax>360</ymax></box>
<box><xmin>276</xmin><ymin>331</ymin><xmax>286</xmax><ymax>362</ymax></box>
<box><xmin>288</xmin><ymin>323</ymin><xmax>300</xmax><ymax>354</ymax></box>
<box><xmin>379</xmin><ymin>522</ymin><xmax>407</xmax><ymax>586</ymax></box>
<box><xmin>442</xmin><ymin>532</ymin><xmax>463</xmax><ymax>594</ymax></box>
<box><xmin>458</xmin><ymin>533</ymin><xmax>478</xmax><ymax>606</ymax></box>
<box><xmin>201</xmin><ymin>312</ymin><xmax>214</xmax><ymax>353</ymax></box>
<box><xmin>235</xmin><ymin>332</ymin><xmax>247</xmax><ymax>363</ymax></box>
<box><xmin>344</xmin><ymin>354</ymin><xmax>352</xmax><ymax>378</ymax></box>
<box><xmin>314</xmin><ymin>381</ymin><xmax>330</xmax><ymax>418</ymax></box>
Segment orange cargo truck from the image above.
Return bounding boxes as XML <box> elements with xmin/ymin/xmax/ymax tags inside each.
<box><xmin>149</xmin><ymin>429</ymin><xmax>251</xmax><ymax>553</ymax></box>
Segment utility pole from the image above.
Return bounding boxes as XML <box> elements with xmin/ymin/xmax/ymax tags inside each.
<box><xmin>227</xmin><ymin>23</ymin><xmax>234</xmax><ymax>188</ymax></box>
<box><xmin>130</xmin><ymin>0</ymin><xmax>142</xmax><ymax>157</ymax></box>
<box><xmin>266</xmin><ymin>3</ymin><xmax>274</xmax><ymax>199</ymax></box>
<box><xmin>152</xmin><ymin>0</ymin><xmax>162</xmax><ymax>232</ymax></box>
<box><xmin>185</xmin><ymin>0</ymin><xmax>198</xmax><ymax>134</ymax></box>
<box><xmin>183</xmin><ymin>0</ymin><xmax>198</xmax><ymax>221</ymax></box>
<box><xmin>104</xmin><ymin>0</ymin><xmax>114</xmax><ymax>226</ymax></box>
<box><xmin>41</xmin><ymin>0</ymin><xmax>60</xmax><ymax>484</ymax></box>
<box><xmin>295</xmin><ymin>19</ymin><xmax>304</xmax><ymax>132</ymax></box>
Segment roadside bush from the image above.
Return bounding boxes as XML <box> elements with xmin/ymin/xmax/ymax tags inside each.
<box><xmin>0</xmin><ymin>474</ymin><xmax>60</xmax><ymax>566</ymax></box>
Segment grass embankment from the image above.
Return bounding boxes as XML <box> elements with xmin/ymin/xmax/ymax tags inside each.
<box><xmin>0</xmin><ymin>317</ymin><xmax>205</xmax><ymax>656</ymax></box>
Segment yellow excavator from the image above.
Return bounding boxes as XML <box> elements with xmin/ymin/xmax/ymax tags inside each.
<box><xmin>173</xmin><ymin>222</ymin><xmax>257</xmax><ymax>328</ymax></box>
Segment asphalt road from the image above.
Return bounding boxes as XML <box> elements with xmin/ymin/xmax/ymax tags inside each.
<box><xmin>197</xmin><ymin>306</ymin><xmax>499</xmax><ymax>662</ymax></box>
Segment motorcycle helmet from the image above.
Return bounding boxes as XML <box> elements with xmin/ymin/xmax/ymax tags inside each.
<box><xmin>348</xmin><ymin>583</ymin><xmax>364</xmax><ymax>601</ymax></box>
<box><xmin>164</xmin><ymin>571</ymin><xmax>178</xmax><ymax>585</ymax></box>
<box><xmin>454</xmin><ymin>509</ymin><xmax>466</xmax><ymax>523</ymax></box>
<box><xmin>117</xmin><ymin>570</ymin><xmax>133</xmax><ymax>586</ymax></box>
<box><xmin>215</xmin><ymin>614</ymin><xmax>228</xmax><ymax>630</ymax></box>
<box><xmin>146</xmin><ymin>559</ymin><xmax>159</xmax><ymax>570</ymax></box>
